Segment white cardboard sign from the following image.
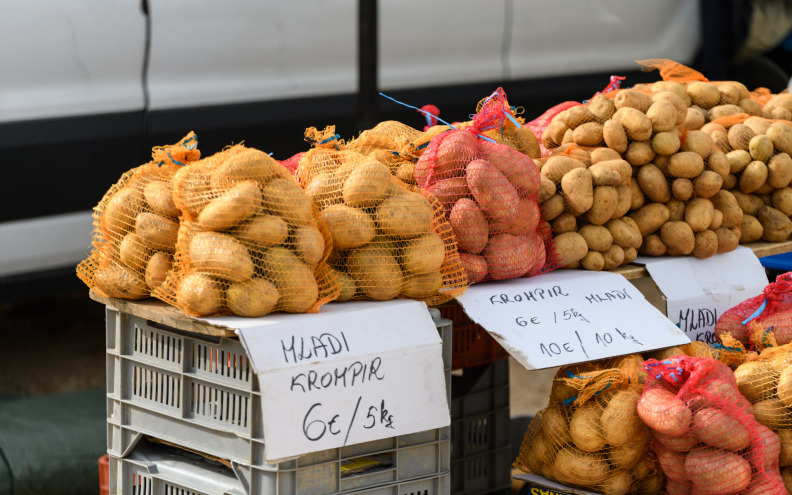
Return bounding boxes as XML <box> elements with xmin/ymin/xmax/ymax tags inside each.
<box><xmin>455</xmin><ymin>270</ymin><xmax>689</xmax><ymax>370</ymax></box>
<box><xmin>217</xmin><ymin>299</ymin><xmax>450</xmax><ymax>462</ymax></box>
<box><xmin>640</xmin><ymin>246</ymin><xmax>769</xmax><ymax>344</ymax></box>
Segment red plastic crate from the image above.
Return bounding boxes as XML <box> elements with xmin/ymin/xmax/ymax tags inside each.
<box><xmin>99</xmin><ymin>453</ymin><xmax>109</xmax><ymax>495</ymax></box>
<box><xmin>438</xmin><ymin>303</ymin><xmax>509</xmax><ymax>370</ymax></box>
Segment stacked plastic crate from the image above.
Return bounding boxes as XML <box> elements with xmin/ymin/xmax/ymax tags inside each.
<box><xmin>103</xmin><ymin>305</ymin><xmax>453</xmax><ymax>495</ymax></box>
<box><xmin>439</xmin><ymin>303</ymin><xmax>512</xmax><ymax>495</ymax></box>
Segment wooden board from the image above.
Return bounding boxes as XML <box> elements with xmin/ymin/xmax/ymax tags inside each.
<box><xmin>89</xmin><ymin>291</ymin><xmax>236</xmax><ymax>338</ymax></box>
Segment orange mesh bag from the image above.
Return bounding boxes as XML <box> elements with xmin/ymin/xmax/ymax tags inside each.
<box><xmin>294</xmin><ymin>144</ymin><xmax>467</xmax><ymax>305</ymax></box>
<box><xmin>345</xmin><ymin>120</ymin><xmax>424</xmax><ymax>185</ymax></box>
<box><xmin>514</xmin><ymin>355</ymin><xmax>665</xmax><ymax>495</ymax></box>
<box><xmin>414</xmin><ymin>88</ymin><xmax>555</xmax><ymax>283</ymax></box>
<box><xmin>76</xmin><ymin>132</ymin><xmax>200</xmax><ymax>299</ymax></box>
<box><xmin>153</xmin><ymin>143</ymin><xmax>339</xmax><ymax>317</ymax></box>
<box><xmin>638</xmin><ymin>355</ymin><xmax>786</xmax><ymax>495</ymax></box>
<box><xmin>715</xmin><ymin>273</ymin><xmax>792</xmax><ymax>346</ymax></box>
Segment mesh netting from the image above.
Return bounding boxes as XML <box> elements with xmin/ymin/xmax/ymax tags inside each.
<box><xmin>152</xmin><ymin>143</ymin><xmax>340</xmax><ymax>317</ymax></box>
<box><xmin>413</xmin><ymin>88</ymin><xmax>556</xmax><ymax>283</ymax></box>
<box><xmin>76</xmin><ymin>132</ymin><xmax>201</xmax><ymax>299</ymax></box>
<box><xmin>514</xmin><ymin>355</ymin><xmax>663</xmax><ymax>495</ymax></box>
<box><xmin>294</xmin><ymin>143</ymin><xmax>468</xmax><ymax>305</ymax></box>
<box><xmin>715</xmin><ymin>273</ymin><xmax>792</xmax><ymax>346</ymax></box>
<box><xmin>345</xmin><ymin>120</ymin><xmax>425</xmax><ymax>186</ymax></box>
<box><xmin>638</xmin><ymin>355</ymin><xmax>785</xmax><ymax>495</ymax></box>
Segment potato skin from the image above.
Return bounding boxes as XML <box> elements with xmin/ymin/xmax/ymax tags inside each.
<box><xmin>293</xmin><ymin>226</ymin><xmax>325</xmax><ymax>267</ymax></box>
<box><xmin>661</xmin><ymin>221</ymin><xmax>695</xmax><ymax>255</ymax></box>
<box><xmin>561</xmin><ymin>168</ymin><xmax>594</xmax><ymax>215</ymax></box>
<box><xmin>459</xmin><ymin>252</ymin><xmax>488</xmax><ymax>284</ymax></box>
<box><xmin>103</xmin><ymin>187</ymin><xmax>145</xmax><ymax>236</ymax></box>
<box><xmin>586</xmin><ymin>186</ymin><xmax>619</xmax><ymax>225</ymax></box>
<box><xmin>553</xmin><ymin>232</ymin><xmax>588</xmax><ymax>266</ymax></box>
<box><xmin>637</xmin><ymin>164</ymin><xmax>671</xmax><ymax>203</ymax></box>
<box><xmin>449</xmin><ymin>198</ymin><xmax>488</xmax><ymax>254</ymax></box>
<box><xmin>401</xmin><ymin>233</ymin><xmax>446</xmax><ymax>275</ymax></box>
<box><xmin>234</xmin><ymin>214</ymin><xmax>289</xmax><ymax>248</ymax></box>
<box><xmin>629</xmin><ymin>203</ymin><xmax>671</xmax><ymax>237</ymax></box>
<box><xmin>668</xmin><ymin>151</ymin><xmax>705</xmax><ymax>178</ymax></box>
<box><xmin>425</xmin><ymin>177</ymin><xmax>470</xmax><ymax>208</ymax></box>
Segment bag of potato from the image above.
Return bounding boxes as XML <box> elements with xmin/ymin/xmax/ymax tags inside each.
<box><xmin>294</xmin><ymin>145</ymin><xmax>468</xmax><ymax>305</ymax></box>
<box><xmin>151</xmin><ymin>143</ymin><xmax>340</xmax><ymax>317</ymax></box>
<box><xmin>638</xmin><ymin>355</ymin><xmax>786</xmax><ymax>494</ymax></box>
<box><xmin>714</xmin><ymin>272</ymin><xmax>792</xmax><ymax>346</ymax></box>
<box><xmin>76</xmin><ymin>132</ymin><xmax>201</xmax><ymax>299</ymax></box>
<box><xmin>646</xmin><ymin>335</ymin><xmax>750</xmax><ymax>370</ymax></box>
<box><xmin>414</xmin><ymin>88</ymin><xmax>555</xmax><ymax>282</ymax></box>
<box><xmin>515</xmin><ymin>355</ymin><xmax>665</xmax><ymax>495</ymax></box>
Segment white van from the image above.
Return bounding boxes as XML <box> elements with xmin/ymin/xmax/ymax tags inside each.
<box><xmin>0</xmin><ymin>0</ymin><xmax>703</xmax><ymax>291</ymax></box>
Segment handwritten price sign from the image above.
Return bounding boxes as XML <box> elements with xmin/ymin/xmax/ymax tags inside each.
<box><xmin>456</xmin><ymin>270</ymin><xmax>689</xmax><ymax>370</ymax></box>
<box><xmin>234</xmin><ymin>300</ymin><xmax>450</xmax><ymax>462</ymax></box>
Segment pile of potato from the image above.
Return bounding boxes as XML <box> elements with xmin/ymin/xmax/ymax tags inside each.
<box><xmin>296</xmin><ymin>146</ymin><xmax>467</xmax><ymax>304</ymax></box>
<box><xmin>516</xmin><ymin>356</ymin><xmax>663</xmax><ymax>495</ymax></box>
<box><xmin>539</xmin><ymin>82</ymin><xmax>752</xmax><ymax>268</ymax></box>
<box><xmin>638</xmin><ymin>356</ymin><xmax>785</xmax><ymax>494</ymax></box>
<box><xmin>153</xmin><ymin>144</ymin><xmax>339</xmax><ymax>317</ymax></box>
<box><xmin>77</xmin><ymin>133</ymin><xmax>200</xmax><ymax>300</ymax></box>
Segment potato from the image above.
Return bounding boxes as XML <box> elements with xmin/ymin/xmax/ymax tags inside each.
<box><xmin>715</xmin><ymin>227</ymin><xmax>739</xmax><ymax>253</ymax></box>
<box><xmin>778</xmin><ymin>429</ymin><xmax>792</xmax><ymax>467</ymax></box>
<box><xmin>542</xmin><ymin>155</ymin><xmax>586</xmax><ymax>182</ymax></box>
<box><xmin>399</xmin><ymin>271</ymin><xmax>443</xmax><ymax>299</ymax></box>
<box><xmin>262</xmin><ymin>178</ymin><xmax>314</xmax><ymax>226</ymax></box>
<box><xmin>320</xmin><ymin>204</ymin><xmax>376</xmax><ymax>250</ymax></box>
<box><xmin>656</xmin><ymin>447</ymin><xmax>687</xmax><ymax>483</ymax></box>
<box><xmin>639</xmin><ymin>234</ymin><xmax>666</xmax><ymax>256</ymax></box>
<box><xmin>652</xmin><ymin>131</ymin><xmax>682</xmax><ymax>155</ymax></box>
<box><xmin>579</xmin><ymin>225</ymin><xmax>613</xmax><ymax>252</ymax></box>
<box><xmin>759</xmin><ymin>205</ymin><xmax>792</xmax><ymax>242</ymax></box>
<box><xmin>135</xmin><ymin>212</ymin><xmax>179</xmax><ymax>252</ymax></box>
<box><xmin>637</xmin><ymin>387</ymin><xmax>691</xmax><ymax>436</ymax></box>
<box><xmin>748</xmin><ymin>134</ymin><xmax>774</xmax><ymax>163</ymax></box>
<box><xmin>346</xmin><ymin>246</ymin><xmax>403</xmax><ymax>301</ymax></box>
<box><xmin>235</xmin><ymin>214</ymin><xmax>289</xmax><ymax>248</ymax></box>
<box><xmin>432</xmin><ymin>130</ymin><xmax>478</xmax><ymax>180</ymax></box>
<box><xmin>589</xmin><ymin>94</ymin><xmax>617</xmax><ymax>123</ymax></box>
<box><xmin>226</xmin><ymin>278</ymin><xmax>279</xmax><ymax>317</ymax></box>
<box><xmin>685</xmin><ymin>106</ymin><xmax>707</xmax><ymax>130</ymax></box>
<box><xmin>541</xmin><ymin>194</ymin><xmax>566</xmax><ymax>221</ymax></box>
<box><xmin>449</xmin><ymin>198</ymin><xmax>488</xmax><ymax>254</ymax></box>
<box><xmin>769</xmin><ymin>153</ymin><xmax>792</xmax><ymax>189</ymax></box>
<box><xmin>552</xmin><ymin>212</ymin><xmax>577</xmax><ymax>234</ymax></box>
<box><xmin>292</xmin><ymin>226</ymin><xmax>325</xmax><ymax>267</ymax></box>
<box><xmin>400</xmin><ymin>232</ymin><xmax>445</xmax><ymax>274</ymax></box>
<box><xmin>598</xmin><ymin>159</ymin><xmax>632</xmax><ymax>185</ymax></box>
<box><xmin>145</xmin><ymin>252</ymin><xmax>172</xmax><ymax>290</ymax></box>
<box><xmin>119</xmin><ymin>232</ymin><xmax>151</xmax><ymax>269</ymax></box>
<box><xmin>637</xmin><ymin>164</ymin><xmax>671</xmax><ymax>203</ymax></box>
<box><xmin>600</xmin><ymin>389</ymin><xmax>646</xmax><ymax>445</ymax></box>
<box><xmin>197</xmin><ymin>180</ymin><xmax>262</xmax><ymax>231</ymax></box>
<box><xmin>553</xmin><ymin>232</ymin><xmax>588</xmax><ymax>266</ymax></box>
<box><xmin>172</xmin><ymin>166</ymin><xmax>212</xmax><ymax>216</ymax></box>
<box><xmin>484</xmin><ymin>233</ymin><xmax>536</xmax><ymax>280</ymax></box>
<box><xmin>606</xmin><ymin>219</ymin><xmax>642</xmax><ymax>249</ymax></box>
<box><xmin>603</xmin><ymin>119</ymin><xmax>629</xmax><ymax>153</ymax></box>
<box><xmin>340</xmin><ymin>160</ymin><xmax>392</xmax><ymax>208</ymax></box>
<box><xmin>733</xmin><ymin>361</ymin><xmax>777</xmax><ymax>403</ymax></box>
<box><xmin>630</xmin><ymin>203</ymin><xmax>671</xmax><ymax>236</ymax></box>
<box><xmin>538</xmin><ymin>174</ymin><xmax>557</xmax><ymax>202</ymax></box>
<box><xmin>693</xmin><ymin>230</ymin><xmax>718</xmax><ymax>259</ymax></box>
<box><xmin>580</xmin><ymin>250</ymin><xmax>605</xmax><ymax>271</ymax></box>
<box><xmin>707</xmin><ymin>150</ymin><xmax>731</xmax><ymax>180</ymax></box>
<box><xmin>773</xmin><ymin>188</ymin><xmax>792</xmax><ymax>216</ymax></box>
<box><xmin>425</xmin><ymin>177</ymin><xmax>470</xmax><ymax>208</ymax></box>
<box><xmin>144</xmin><ymin>180</ymin><xmax>180</xmax><ymax>218</ymax></box>
<box><xmin>668</xmin><ymin>151</ymin><xmax>705</xmax><ymax>178</ymax></box>
<box><xmin>685</xmin><ymin>447</ymin><xmax>752</xmax><ymax>495</ymax></box>
<box><xmin>209</xmin><ymin>149</ymin><xmax>281</xmax><ymax>190</ymax></box>
<box><xmin>727</xmin><ymin>123</ymin><xmax>755</xmax><ymax>151</ymax></box>
<box><xmin>602</xmin><ymin>244</ymin><xmax>625</xmax><ymax>269</ymax></box>
<box><xmin>692</xmin><ymin>407</ymin><xmax>751</xmax><ymax>451</ymax></box>
<box><xmin>459</xmin><ymin>252</ymin><xmax>488</xmax><ymax>284</ymax></box>
<box><xmin>701</xmin><ymin>122</ymin><xmax>728</xmax><ymax>136</ymax></box>
<box><xmin>685</xmin><ymin>198</ymin><xmax>715</xmax><ymax>232</ymax></box>
<box><xmin>671</xmin><ymin>178</ymin><xmax>693</xmax><ymax>201</ymax></box>
<box><xmin>778</xmin><ymin>366</ymin><xmax>792</xmax><ymax>409</ymax></box>
<box><xmin>190</xmin><ymin>232</ymin><xmax>254</xmax><ymax>283</ymax></box>
<box><xmin>304</xmin><ymin>172</ymin><xmax>342</xmax><ymax>208</ymax></box>
<box><xmin>95</xmin><ymin>263</ymin><xmax>150</xmax><ymax>299</ymax></box>
<box><xmin>261</xmin><ymin>247</ymin><xmax>319</xmax><ymax>312</ymax></box>
<box><xmin>612</xmin><ymin>107</ymin><xmax>652</xmax><ymax>141</ymax></box>
<box><xmin>553</xmin><ymin>447</ymin><xmax>610</xmax><ymax>486</ymax></box>
<box><xmin>712</xmin><ymin>130</ymin><xmax>732</xmax><ymax>153</ymax></box>
<box><xmin>712</xmin><ymin>190</ymin><xmax>743</xmax><ymax>228</ymax></box>
<box><xmin>681</xmin><ymin>130</ymin><xmax>714</xmax><ymax>159</ymax></box>
<box><xmin>586</xmin><ymin>186</ymin><xmax>619</xmax><ymax>225</ymax></box>
<box><xmin>591</xmin><ymin>147</ymin><xmax>622</xmax><ymax>164</ymax></box>
<box><xmin>615</xmin><ymin>88</ymin><xmax>652</xmax><ymax>113</ymax></box>
<box><xmin>600</xmin><ymin>470</ymin><xmax>632</xmax><ymax>495</ymax></box>
<box><xmin>612</xmin><ymin>184</ymin><xmax>633</xmax><ymax>219</ymax></box>
<box><xmin>564</xmin><ymin>105</ymin><xmax>597</xmax><ymax>128</ymax></box>
<box><xmin>768</xmin><ymin>122</ymin><xmax>792</xmax><ymax>155</ymax></box>
<box><xmin>102</xmin><ymin>187</ymin><xmax>145</xmax><ymax>236</ymax></box>
<box><xmin>655</xmin><ymin>430</ymin><xmax>697</xmax><ymax>452</ymax></box>
<box><xmin>374</xmin><ymin>192</ymin><xmax>434</xmax><ymax>240</ymax></box>
<box><xmin>692</xmin><ymin>171</ymin><xmax>722</xmax><ymax>199</ymax></box>
<box><xmin>753</xmin><ymin>398</ymin><xmax>788</xmax><ymax>430</ymax></box>
<box><xmin>569</xmin><ymin>402</ymin><xmax>606</xmax><ymax>452</ymax></box>
<box><xmin>740</xmin><ymin>161</ymin><xmax>769</xmax><ymax>194</ymax></box>
<box><xmin>542</xmin><ymin>115</ymin><xmax>570</xmax><ymax>149</ymax></box>
<box><xmin>467</xmin><ymin>159</ymin><xmax>520</xmax><ymax>222</ymax></box>
<box><xmin>491</xmin><ymin>196</ymin><xmax>540</xmax><ymax>236</ymax></box>
<box><xmin>572</xmin><ymin>121</ymin><xmax>604</xmax><ymax>147</ymax></box>
<box><xmin>625</xmin><ymin>140</ymin><xmax>656</xmax><ymax>166</ymax></box>
<box><xmin>588</xmin><ymin>163</ymin><xmax>623</xmax><ymax>186</ymax></box>
<box><xmin>610</xmin><ymin>441</ymin><xmax>647</xmax><ymax>470</ymax></box>
<box><xmin>176</xmin><ymin>272</ymin><xmax>223</xmax><ymax>316</ymax></box>
<box><xmin>727</xmin><ymin>149</ymin><xmax>752</xmax><ymax>174</ymax></box>
<box><xmin>479</xmin><ymin>140</ymin><xmax>541</xmax><ymax>198</ymax></box>
<box><xmin>741</xmin><ymin>215</ymin><xmax>764</xmax><ymax>243</ymax></box>
<box><xmin>647</xmin><ymin>99</ymin><xmax>678</xmax><ymax>132</ymax></box>
<box><xmin>755</xmin><ymin>423</ymin><xmax>782</xmax><ymax>469</ymax></box>
<box><xmin>541</xmin><ymin>405</ymin><xmax>572</xmax><ymax>444</ymax></box>
<box><xmin>661</xmin><ymin>221</ymin><xmax>695</xmax><ymax>255</ymax></box>
<box><xmin>332</xmin><ymin>269</ymin><xmax>357</xmax><ymax>302</ymax></box>
<box><xmin>561</xmin><ymin>167</ymin><xmax>594</xmax><ymax>215</ymax></box>
<box><xmin>687</xmin><ymin>81</ymin><xmax>722</xmax><ymax>109</ymax></box>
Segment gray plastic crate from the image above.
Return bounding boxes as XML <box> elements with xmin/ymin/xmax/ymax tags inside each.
<box><xmin>105</xmin><ymin>304</ymin><xmax>452</xmax><ymax>495</ymax></box>
<box><xmin>110</xmin><ymin>440</ymin><xmax>450</xmax><ymax>495</ymax></box>
<box><xmin>450</xmin><ymin>359</ymin><xmax>511</xmax><ymax>495</ymax></box>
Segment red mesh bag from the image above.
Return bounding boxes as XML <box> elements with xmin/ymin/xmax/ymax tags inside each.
<box><xmin>414</xmin><ymin>88</ymin><xmax>556</xmax><ymax>283</ymax></box>
<box><xmin>715</xmin><ymin>272</ymin><xmax>792</xmax><ymax>346</ymax></box>
<box><xmin>153</xmin><ymin>143</ymin><xmax>340</xmax><ymax>317</ymax></box>
<box><xmin>638</xmin><ymin>355</ymin><xmax>786</xmax><ymax>494</ymax></box>
<box><xmin>76</xmin><ymin>132</ymin><xmax>200</xmax><ymax>299</ymax></box>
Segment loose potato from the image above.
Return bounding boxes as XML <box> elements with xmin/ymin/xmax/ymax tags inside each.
<box><xmin>484</xmin><ymin>233</ymin><xmax>538</xmax><ymax>280</ymax></box>
<box><xmin>740</xmin><ymin>161</ymin><xmax>769</xmax><ymax>194</ymax></box>
<box><xmin>647</xmin><ymin>99</ymin><xmax>678</xmax><ymax>132</ymax></box>
<box><xmin>95</xmin><ymin>263</ymin><xmax>150</xmax><ymax>299</ymax></box>
<box><xmin>197</xmin><ymin>180</ymin><xmax>262</xmax><ymax>231</ymax></box>
<box><xmin>671</xmin><ymin>178</ymin><xmax>693</xmax><ymax>201</ymax></box>
<box><xmin>707</xmin><ymin>150</ymin><xmax>731</xmax><ymax>180</ymax></box>
<box><xmin>579</xmin><ymin>224</ymin><xmax>613</xmax><ymax>252</ymax></box>
<box><xmin>235</xmin><ymin>214</ymin><xmax>289</xmax><ymax>248</ymax></box>
<box><xmin>145</xmin><ymin>252</ymin><xmax>172</xmax><ymax>290</ymax></box>
<box><xmin>467</xmin><ymin>159</ymin><xmax>520</xmax><ymax>222</ymax></box>
<box><xmin>561</xmin><ymin>167</ymin><xmax>594</xmax><ymax>215</ymax></box>
<box><xmin>693</xmin><ymin>170</ymin><xmax>722</xmax><ymax>199</ymax></box>
<box><xmin>589</xmin><ymin>94</ymin><xmax>617</xmax><ymax>123</ymax></box>
<box><xmin>321</xmin><ymin>204</ymin><xmax>376</xmax><ymax>250</ymax></box>
<box><xmin>135</xmin><ymin>212</ymin><xmax>179</xmax><ymax>252</ymax></box>
<box><xmin>553</xmin><ymin>232</ymin><xmax>588</xmax><ymax>266</ymax></box>
<box><xmin>612</xmin><ymin>184</ymin><xmax>633</xmax><ymax>219</ymax></box>
<box><xmin>681</xmin><ymin>130</ymin><xmax>714</xmax><ymax>159</ymax></box>
<box><xmin>685</xmin><ymin>106</ymin><xmax>707</xmax><ymax>130</ymax></box>
<box><xmin>630</xmin><ymin>203</ymin><xmax>671</xmax><ymax>236</ymax></box>
<box><xmin>769</xmin><ymin>153</ymin><xmax>792</xmax><ymax>189</ymax></box>
<box><xmin>741</xmin><ymin>215</ymin><xmax>764</xmax><ymax>243</ymax></box>
<box><xmin>602</xmin><ymin>244</ymin><xmax>626</xmax><ymax>269</ymax></box>
<box><xmin>749</xmin><ymin>134</ymin><xmax>774</xmax><ymax>163</ymax></box>
<box><xmin>685</xmin><ymin>447</ymin><xmax>752</xmax><ymax>495</ymax></box>
<box><xmin>588</xmin><ymin>163</ymin><xmax>623</xmax><ymax>186</ymax></box>
<box><xmin>176</xmin><ymin>272</ymin><xmax>223</xmax><ymax>316</ymax></box>
<box><xmin>590</xmin><ymin>147</ymin><xmax>622</xmax><ymax>164</ymax></box>
<box><xmin>144</xmin><ymin>180</ymin><xmax>180</xmax><ymax>218</ymax></box>
<box><xmin>652</xmin><ymin>131</ymin><xmax>682</xmax><ymax>155</ymax></box>
<box><xmin>693</xmin><ymin>230</ymin><xmax>718</xmax><ymax>259</ymax></box>
<box><xmin>666</xmin><ymin>199</ymin><xmax>686</xmax><ymax>222</ymax></box>
<box><xmin>552</xmin><ymin>212</ymin><xmax>578</xmax><ymax>234</ymax></box>
<box><xmin>768</xmin><ymin>122</ymin><xmax>792</xmax><ymax>155</ymax></box>
<box><xmin>541</xmin><ymin>155</ymin><xmax>586</xmax><ymax>182</ymax></box>
<box><xmin>538</xmin><ymin>174</ymin><xmax>557</xmax><ymax>202</ymax></box>
<box><xmin>612</xmin><ymin>107</ymin><xmax>652</xmax><ymax>141</ymax></box>
<box><xmin>262</xmin><ymin>178</ymin><xmax>315</xmax><ymax>226</ymax></box>
<box><xmin>226</xmin><ymin>278</ymin><xmax>279</xmax><ymax>317</ymax></box>
<box><xmin>637</xmin><ymin>387</ymin><xmax>691</xmax><ymax>436</ymax></box>
<box><xmin>685</xmin><ymin>198</ymin><xmax>715</xmax><ymax>232</ymax></box>
<box><xmin>425</xmin><ymin>177</ymin><xmax>470</xmax><ymax>208</ymax></box>
<box><xmin>606</xmin><ymin>219</ymin><xmax>642</xmax><ymax>249</ymax></box>
<box><xmin>603</xmin><ymin>119</ymin><xmax>629</xmax><ymax>153</ymax></box>
<box><xmin>103</xmin><ymin>187</ymin><xmax>145</xmax><ymax>236</ymax></box>
<box><xmin>661</xmin><ymin>221</ymin><xmax>695</xmax><ymax>255</ymax></box>
<box><xmin>715</xmin><ymin>227</ymin><xmax>740</xmax><ymax>253</ymax></box>
<box><xmin>615</xmin><ymin>88</ymin><xmax>653</xmax><ymax>113</ymax></box>
<box><xmin>637</xmin><ymin>164</ymin><xmax>671</xmax><ymax>203</ymax></box>
<box><xmin>727</xmin><ymin>149</ymin><xmax>752</xmax><ymax>174</ymax></box>
<box><xmin>640</xmin><ymin>234</ymin><xmax>667</xmax><ymax>256</ymax></box>
<box><xmin>712</xmin><ymin>190</ymin><xmax>743</xmax><ymax>228</ymax></box>
<box><xmin>261</xmin><ymin>247</ymin><xmax>319</xmax><ymax>312</ymax></box>
<box><xmin>572</xmin><ymin>121</ymin><xmax>604</xmax><ymax>147</ymax></box>
<box><xmin>759</xmin><ymin>205</ymin><xmax>792</xmax><ymax>242</ymax></box>
<box><xmin>541</xmin><ymin>194</ymin><xmax>566</xmax><ymax>221</ymax></box>
<box><xmin>542</xmin><ymin>115</ymin><xmax>570</xmax><ymax>149</ymax></box>
<box><xmin>449</xmin><ymin>198</ymin><xmax>488</xmax><ymax>254</ymax></box>
<box><xmin>401</xmin><ymin>232</ymin><xmax>446</xmax><ymax>274</ymax></box>
<box><xmin>580</xmin><ymin>250</ymin><xmax>605</xmax><ymax>271</ymax></box>
<box><xmin>586</xmin><ymin>186</ymin><xmax>619</xmax><ymax>225</ymax></box>
<box><xmin>459</xmin><ymin>252</ymin><xmax>488</xmax><ymax>284</ymax></box>
<box><xmin>346</xmin><ymin>246</ymin><xmax>403</xmax><ymax>301</ymax></box>
<box><xmin>773</xmin><ymin>188</ymin><xmax>792</xmax><ymax>216</ymax></box>
<box><xmin>687</xmin><ymin>81</ymin><xmax>722</xmax><ymax>109</ymax></box>
<box><xmin>190</xmin><ymin>232</ymin><xmax>254</xmax><ymax>283</ymax></box>
<box><xmin>625</xmin><ymin>141</ymin><xmax>656</xmax><ymax>166</ymax></box>
<box><xmin>668</xmin><ymin>151</ymin><xmax>705</xmax><ymax>178</ymax></box>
